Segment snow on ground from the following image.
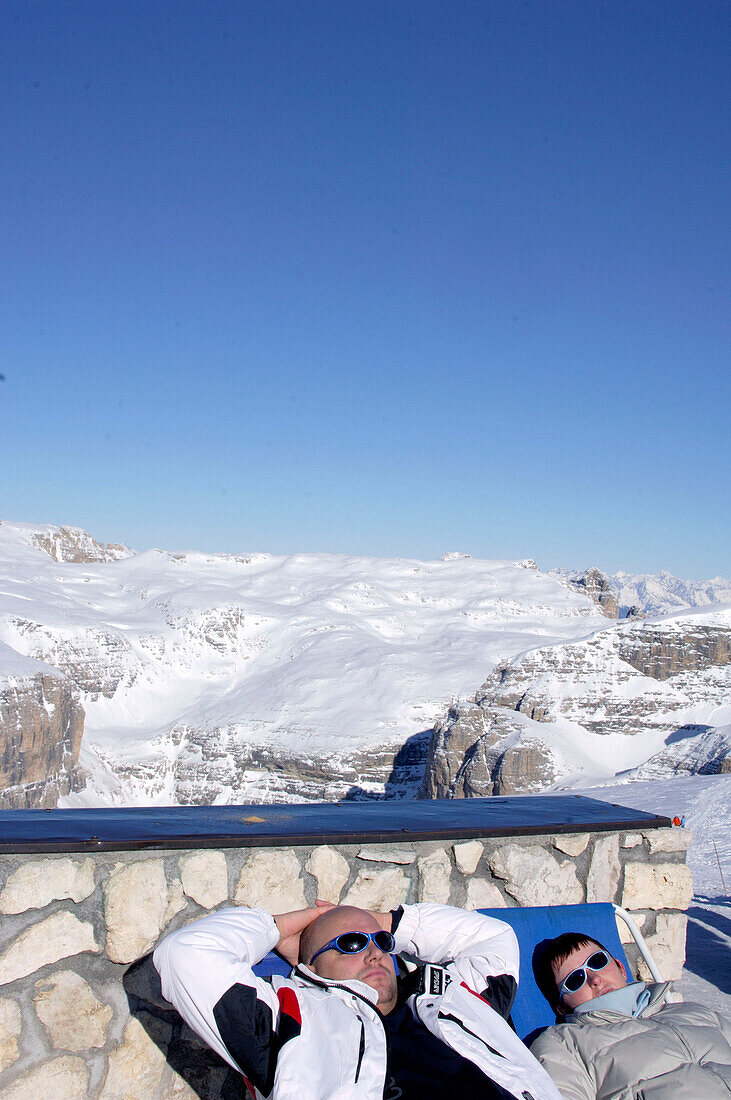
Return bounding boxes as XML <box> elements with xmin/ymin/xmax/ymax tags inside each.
<box><xmin>582</xmin><ymin>775</ymin><xmax>730</xmax><ymax>1017</ymax></box>
<box><xmin>0</xmin><ymin>638</ymin><xmax>62</xmax><ymax>680</ymax></box>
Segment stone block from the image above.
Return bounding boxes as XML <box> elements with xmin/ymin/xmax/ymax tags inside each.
<box><xmin>637</xmin><ymin>913</ymin><xmax>688</xmax><ymax>981</ymax></box>
<box><xmin>488</xmin><ymin>844</ymin><xmax>583</xmax><ymax>906</ymax></box>
<box><xmin>0</xmin><ymin>996</ymin><xmax>21</xmax><ymax>1072</ymax></box>
<box><xmin>0</xmin><ymin>858</ymin><xmax>95</xmax><ymax>915</ymax></box>
<box><xmin>553</xmin><ymin>834</ymin><xmax>589</xmax><ymax>856</ymax></box>
<box><xmin>306</xmin><ymin>846</ymin><xmax>350</xmax><ymax>903</ymax></box>
<box><xmin>234</xmin><ymin>850</ymin><xmax>306</xmax><ymax>911</ymax></box>
<box><xmin>0</xmin><ymin>912</ymin><xmax>100</xmax><ymax>986</ymax></box>
<box><xmin>104</xmin><ymin>861</ymin><xmax>186</xmax><ymax>964</ymax></box>
<box><xmin>1</xmin><ymin>1054</ymin><xmax>89</xmax><ymax>1100</ymax></box>
<box><xmin>622</xmin><ymin>863</ymin><xmax>693</xmax><ymax>911</ymax></box>
<box><xmin>615</xmin><ymin>911</ymin><xmax>646</xmax><ymax>944</ymax></box>
<box><xmin>99</xmin><ymin>1015</ymin><xmax>170</xmax><ymax>1099</ymax></box>
<box><xmin>453</xmin><ymin>841</ymin><xmax>483</xmax><ymax>875</ymax></box>
<box><xmin>622</xmin><ymin>834</ymin><xmax>642</xmax><ymax>848</ymax></box>
<box><xmin>179</xmin><ymin>851</ymin><xmax>228</xmax><ymax>910</ymax></box>
<box><xmin>343</xmin><ymin>867</ymin><xmax>409</xmax><ymax>910</ymax></box>
<box><xmin>587</xmin><ymin>834</ymin><xmax>620</xmax><ymax>903</ymax></box>
<box><xmin>161</xmin><ymin>1068</ymin><xmax>212</xmax><ymax>1099</ymax></box>
<box><xmin>418</xmin><ymin>849</ymin><xmax>451</xmax><ymax>904</ymax></box>
<box><xmin>465</xmin><ymin>879</ymin><xmax>505</xmax><ymax>909</ymax></box>
<box><xmin>357</xmin><ymin>847</ymin><xmax>416</xmax><ymax>865</ymax></box>
<box><xmin>34</xmin><ymin>969</ymin><xmax>112</xmax><ymax>1050</ymax></box>
<box><xmin>646</xmin><ymin>828</ymin><xmax>694</xmax><ymax>854</ymax></box>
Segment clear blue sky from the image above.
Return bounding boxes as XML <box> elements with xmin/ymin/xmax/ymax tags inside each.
<box><xmin>2</xmin><ymin>0</ymin><xmax>729</xmax><ymax>577</ymax></box>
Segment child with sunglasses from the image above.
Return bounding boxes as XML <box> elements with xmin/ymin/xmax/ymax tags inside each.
<box><xmin>155</xmin><ymin>899</ymin><xmax>564</xmax><ymax>1100</ymax></box>
<box><xmin>530</xmin><ymin>931</ymin><xmax>731</xmax><ymax>1100</ymax></box>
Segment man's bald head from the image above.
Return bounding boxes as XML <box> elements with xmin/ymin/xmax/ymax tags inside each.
<box><xmin>298</xmin><ymin>905</ymin><xmax>398</xmax><ymax>1014</ymax></box>
<box><xmin>299</xmin><ymin>906</ymin><xmax>380</xmax><ymax>967</ymax></box>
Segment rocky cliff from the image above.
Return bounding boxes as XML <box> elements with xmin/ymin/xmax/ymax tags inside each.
<box><xmin>420</xmin><ymin>610</ymin><xmax>731</xmax><ymax>798</ymax></box>
<box><xmin>28</xmin><ymin>525</ymin><xmax>132</xmax><ymax>564</ymax></box>
<box><xmin>0</xmin><ymin>650</ymin><xmax>86</xmax><ymax>808</ymax></box>
<box><xmin>563</xmin><ymin>568</ymin><xmax>620</xmax><ymax>618</ymax></box>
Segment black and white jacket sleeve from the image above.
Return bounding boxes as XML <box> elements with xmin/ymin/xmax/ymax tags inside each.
<box><xmin>153</xmin><ymin>906</ymin><xmax>296</xmax><ymax>1095</ymax></box>
<box><xmin>392</xmin><ymin>902</ymin><xmax>519</xmax><ymax>1018</ymax></box>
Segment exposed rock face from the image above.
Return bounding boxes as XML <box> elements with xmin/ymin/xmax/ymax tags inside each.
<box><xmin>421</xmin><ymin>613</ymin><xmax>731</xmax><ymax>798</ymax></box>
<box><xmin>618</xmin><ymin>625</ymin><xmax>731</xmax><ymax>680</ymax></box>
<box><xmin>0</xmin><ymin>671</ymin><xmax>85</xmax><ymax>808</ymax></box>
<box><xmin>104</xmin><ymin>726</ymin><xmax>434</xmax><ymax>806</ymax></box>
<box><xmin>6</xmin><ymin>618</ymin><xmax>140</xmax><ymax>699</ymax></box>
<box><xmin>30</xmin><ymin>525</ymin><xmax>131</xmax><ymax>563</ymax></box>
<box><xmin>565</xmin><ymin>568</ymin><xmax>620</xmax><ymax>618</ymax></box>
<box><xmin>420</xmin><ymin>704</ymin><xmax>559</xmax><ymax>798</ymax></box>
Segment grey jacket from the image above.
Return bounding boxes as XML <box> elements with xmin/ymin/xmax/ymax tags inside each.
<box><xmin>530</xmin><ymin>982</ymin><xmax>731</xmax><ymax>1100</ymax></box>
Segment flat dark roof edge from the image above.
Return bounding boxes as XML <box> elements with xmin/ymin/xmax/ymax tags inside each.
<box><xmin>0</xmin><ymin>818</ymin><xmax>672</xmax><ymax>854</ymax></box>
<box><xmin>0</xmin><ymin>795</ymin><xmax>672</xmax><ymax>854</ymax></box>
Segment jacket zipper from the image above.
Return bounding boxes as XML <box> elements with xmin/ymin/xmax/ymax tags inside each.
<box><xmin>293</xmin><ymin>967</ymin><xmax>384</xmax><ymax>1088</ymax></box>
<box><xmin>292</xmin><ymin>966</ymin><xmax>380</xmax><ymax>1007</ymax></box>
<box><xmin>354</xmin><ymin>1016</ymin><xmax>365</xmax><ymax>1083</ymax></box>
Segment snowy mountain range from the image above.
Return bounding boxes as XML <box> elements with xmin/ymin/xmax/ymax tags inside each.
<box><xmin>0</xmin><ymin>520</ymin><xmax>728</xmax><ymax>807</ymax></box>
<box><xmin>609</xmin><ymin>571</ymin><xmax>731</xmax><ymax>617</ymax></box>
<box><xmin>552</xmin><ymin>567</ymin><xmax>731</xmax><ymax>617</ymax></box>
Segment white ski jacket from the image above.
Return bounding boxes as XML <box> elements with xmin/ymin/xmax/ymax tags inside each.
<box><xmin>154</xmin><ymin>902</ymin><xmax>563</xmax><ymax>1100</ymax></box>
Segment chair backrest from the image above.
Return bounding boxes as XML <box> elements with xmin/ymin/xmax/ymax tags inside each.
<box><xmin>253</xmin><ymin>902</ymin><xmax>631</xmax><ymax>1043</ymax></box>
<box><xmin>478</xmin><ymin>903</ymin><xmax>631</xmax><ymax>1042</ymax></box>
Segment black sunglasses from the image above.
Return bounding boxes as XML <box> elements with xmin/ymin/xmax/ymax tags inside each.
<box><xmin>310</xmin><ymin>930</ymin><xmax>395</xmax><ymax>964</ymax></box>
<box><xmin>559</xmin><ymin>949</ymin><xmax>612</xmax><ymax>997</ymax></box>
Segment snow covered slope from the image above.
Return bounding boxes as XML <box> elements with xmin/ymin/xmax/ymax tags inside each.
<box><xmin>0</xmin><ymin>521</ymin><xmax>607</xmax><ymax>805</ymax></box>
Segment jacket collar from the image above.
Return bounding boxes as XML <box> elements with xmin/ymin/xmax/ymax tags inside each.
<box><xmin>293</xmin><ymin>964</ymin><xmax>381</xmax><ymax>1006</ymax></box>
<box><xmin>566</xmin><ymin>981</ymin><xmax>670</xmax><ymax>1021</ymax></box>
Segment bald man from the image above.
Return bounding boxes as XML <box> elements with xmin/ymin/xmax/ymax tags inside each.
<box><xmin>154</xmin><ymin>900</ymin><xmax>562</xmax><ymax>1100</ymax></box>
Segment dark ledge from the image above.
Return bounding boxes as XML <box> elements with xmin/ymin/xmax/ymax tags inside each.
<box><xmin>0</xmin><ymin>795</ymin><xmax>670</xmax><ymax>854</ymax></box>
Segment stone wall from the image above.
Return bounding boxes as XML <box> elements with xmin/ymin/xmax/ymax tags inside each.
<box><xmin>0</xmin><ymin>826</ymin><xmax>692</xmax><ymax>1099</ymax></box>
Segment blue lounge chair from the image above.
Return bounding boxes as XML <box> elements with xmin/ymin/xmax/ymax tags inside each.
<box><xmin>478</xmin><ymin>902</ymin><xmax>662</xmax><ymax>1041</ymax></box>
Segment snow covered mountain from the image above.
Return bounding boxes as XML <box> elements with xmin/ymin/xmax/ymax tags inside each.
<box><xmin>610</xmin><ymin>570</ymin><xmax>731</xmax><ymax>617</ymax></box>
<box><xmin>421</xmin><ymin>606</ymin><xmax>730</xmax><ymax>798</ymax></box>
<box><xmin>0</xmin><ymin>521</ymin><xmax>608</xmax><ymax>806</ymax></box>
<box><xmin>552</xmin><ymin>566</ymin><xmax>731</xmax><ymax>618</ymax></box>
<box><xmin>1</xmin><ymin>520</ymin><xmax>728</xmax><ymax>807</ymax></box>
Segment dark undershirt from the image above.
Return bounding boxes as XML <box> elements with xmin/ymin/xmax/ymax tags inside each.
<box><xmin>381</xmin><ymin>1000</ymin><xmax>517</xmax><ymax>1100</ymax></box>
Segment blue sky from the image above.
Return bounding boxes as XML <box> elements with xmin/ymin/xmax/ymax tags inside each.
<box><xmin>2</xmin><ymin>0</ymin><xmax>729</xmax><ymax>577</ymax></box>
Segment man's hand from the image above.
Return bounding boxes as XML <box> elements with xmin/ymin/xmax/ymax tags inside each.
<box><xmin>273</xmin><ymin>901</ymin><xmax>334</xmax><ymax>965</ymax></box>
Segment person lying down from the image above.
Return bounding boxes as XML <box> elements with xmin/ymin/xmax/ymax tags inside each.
<box><xmin>154</xmin><ymin>899</ymin><xmax>563</xmax><ymax>1099</ymax></box>
<box><xmin>530</xmin><ymin>930</ymin><xmax>731</xmax><ymax>1100</ymax></box>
